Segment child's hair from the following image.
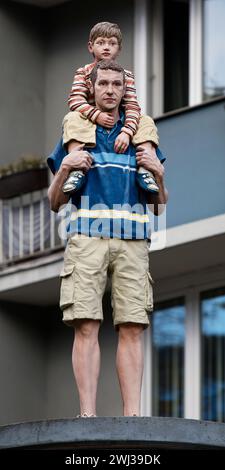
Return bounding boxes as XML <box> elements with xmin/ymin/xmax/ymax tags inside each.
<box><xmin>90</xmin><ymin>60</ymin><xmax>125</xmax><ymax>85</ymax></box>
<box><xmin>89</xmin><ymin>22</ymin><xmax>122</xmax><ymax>48</ymax></box>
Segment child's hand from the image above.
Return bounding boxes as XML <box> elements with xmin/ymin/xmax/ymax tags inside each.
<box><xmin>96</xmin><ymin>112</ymin><xmax>114</xmax><ymax>128</ymax></box>
<box><xmin>114</xmin><ymin>132</ymin><xmax>130</xmax><ymax>153</ymax></box>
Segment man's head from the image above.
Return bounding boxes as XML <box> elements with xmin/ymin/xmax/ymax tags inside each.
<box><xmin>88</xmin><ymin>22</ymin><xmax>122</xmax><ymax>61</ymax></box>
<box><xmin>90</xmin><ymin>60</ymin><xmax>125</xmax><ymax>113</ymax></box>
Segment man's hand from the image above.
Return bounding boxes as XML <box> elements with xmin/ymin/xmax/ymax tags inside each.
<box><xmin>95</xmin><ymin>112</ymin><xmax>114</xmax><ymax>128</ymax></box>
<box><xmin>136</xmin><ymin>144</ymin><xmax>168</xmax><ymax>211</ymax></box>
<box><xmin>114</xmin><ymin>131</ymin><xmax>130</xmax><ymax>154</ymax></box>
<box><xmin>136</xmin><ymin>145</ymin><xmax>164</xmax><ymax>181</ymax></box>
<box><xmin>62</xmin><ymin>144</ymin><xmax>93</xmax><ymax>173</ymax></box>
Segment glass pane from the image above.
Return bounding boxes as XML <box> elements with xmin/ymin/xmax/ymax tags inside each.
<box><xmin>163</xmin><ymin>0</ymin><xmax>189</xmax><ymax>112</ymax></box>
<box><xmin>152</xmin><ymin>298</ymin><xmax>185</xmax><ymax>417</ymax></box>
<box><xmin>201</xmin><ymin>288</ymin><xmax>225</xmax><ymax>421</ymax></box>
<box><xmin>203</xmin><ymin>0</ymin><xmax>225</xmax><ymax>100</ymax></box>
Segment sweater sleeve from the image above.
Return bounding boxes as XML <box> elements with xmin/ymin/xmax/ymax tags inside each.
<box><xmin>121</xmin><ymin>70</ymin><xmax>141</xmax><ymax>137</ymax></box>
<box><xmin>67</xmin><ymin>66</ymin><xmax>101</xmax><ymax>122</ymax></box>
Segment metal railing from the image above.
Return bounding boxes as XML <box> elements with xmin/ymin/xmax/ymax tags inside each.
<box><xmin>0</xmin><ymin>189</ymin><xmax>64</xmax><ymax>266</ymax></box>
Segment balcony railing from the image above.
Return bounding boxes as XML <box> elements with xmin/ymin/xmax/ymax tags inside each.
<box><xmin>0</xmin><ymin>189</ymin><xmax>64</xmax><ymax>266</ymax></box>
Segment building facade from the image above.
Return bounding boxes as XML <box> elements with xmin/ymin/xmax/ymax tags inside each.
<box><xmin>0</xmin><ymin>0</ymin><xmax>225</xmax><ymax>425</ymax></box>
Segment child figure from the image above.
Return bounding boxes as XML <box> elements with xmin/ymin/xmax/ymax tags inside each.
<box><xmin>62</xmin><ymin>22</ymin><xmax>163</xmax><ymax>195</ymax></box>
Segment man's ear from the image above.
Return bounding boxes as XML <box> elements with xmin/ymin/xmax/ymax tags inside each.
<box><xmin>88</xmin><ymin>41</ymin><xmax>93</xmax><ymax>54</ymax></box>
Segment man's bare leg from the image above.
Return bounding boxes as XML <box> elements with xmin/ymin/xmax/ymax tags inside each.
<box><xmin>72</xmin><ymin>319</ymin><xmax>101</xmax><ymax>416</ymax></box>
<box><xmin>116</xmin><ymin>323</ymin><xmax>144</xmax><ymax>416</ymax></box>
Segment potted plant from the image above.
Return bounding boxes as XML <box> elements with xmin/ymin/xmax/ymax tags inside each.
<box><xmin>0</xmin><ymin>155</ymin><xmax>48</xmax><ymax>199</ymax></box>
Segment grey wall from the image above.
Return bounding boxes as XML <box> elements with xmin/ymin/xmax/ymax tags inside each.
<box><xmin>0</xmin><ymin>297</ymin><xmax>122</xmax><ymax>424</ymax></box>
<box><xmin>44</xmin><ymin>0</ymin><xmax>134</xmax><ymax>154</ymax></box>
<box><xmin>0</xmin><ymin>302</ymin><xmax>46</xmax><ymax>425</ymax></box>
<box><xmin>0</xmin><ymin>0</ymin><xmax>134</xmax><ymax>161</ymax></box>
<box><xmin>45</xmin><ymin>308</ymin><xmax>76</xmax><ymax>419</ymax></box>
<box><xmin>0</xmin><ymin>3</ymin><xmax>45</xmax><ymax>166</ymax></box>
<box><xmin>0</xmin><ymin>0</ymin><xmax>133</xmax><ymax>164</ymax></box>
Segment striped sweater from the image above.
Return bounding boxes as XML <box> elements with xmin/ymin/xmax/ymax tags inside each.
<box><xmin>68</xmin><ymin>62</ymin><xmax>141</xmax><ymax>137</ymax></box>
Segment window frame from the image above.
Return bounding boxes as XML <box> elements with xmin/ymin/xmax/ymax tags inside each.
<box><xmin>134</xmin><ymin>0</ymin><xmax>203</xmax><ymax>116</ymax></box>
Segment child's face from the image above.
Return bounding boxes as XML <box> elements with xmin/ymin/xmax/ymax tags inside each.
<box><xmin>88</xmin><ymin>36</ymin><xmax>120</xmax><ymax>61</ymax></box>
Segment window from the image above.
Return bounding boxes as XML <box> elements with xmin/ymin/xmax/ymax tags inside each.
<box><xmin>152</xmin><ymin>298</ymin><xmax>185</xmax><ymax>417</ymax></box>
<box><xmin>203</xmin><ymin>0</ymin><xmax>225</xmax><ymax>100</ymax></box>
<box><xmin>143</xmin><ymin>278</ymin><xmax>225</xmax><ymax>420</ymax></box>
<box><xmin>201</xmin><ymin>287</ymin><xmax>225</xmax><ymax>421</ymax></box>
<box><xmin>163</xmin><ymin>0</ymin><xmax>189</xmax><ymax>112</ymax></box>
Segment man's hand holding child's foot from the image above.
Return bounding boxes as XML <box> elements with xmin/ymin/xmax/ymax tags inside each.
<box><xmin>135</xmin><ymin>143</ymin><xmax>160</xmax><ymax>194</ymax></box>
<box><xmin>62</xmin><ymin>144</ymin><xmax>93</xmax><ymax>195</ymax></box>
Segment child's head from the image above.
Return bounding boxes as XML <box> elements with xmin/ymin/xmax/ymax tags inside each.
<box><xmin>88</xmin><ymin>22</ymin><xmax>122</xmax><ymax>62</ymax></box>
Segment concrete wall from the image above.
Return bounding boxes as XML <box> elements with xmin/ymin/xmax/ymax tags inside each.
<box><xmin>0</xmin><ymin>302</ymin><xmax>46</xmax><ymax>425</ymax></box>
<box><xmin>0</xmin><ymin>2</ymin><xmax>45</xmax><ymax>166</ymax></box>
<box><xmin>44</xmin><ymin>0</ymin><xmax>134</xmax><ymax>153</ymax></box>
<box><xmin>0</xmin><ymin>297</ymin><xmax>122</xmax><ymax>424</ymax></box>
<box><xmin>0</xmin><ymin>0</ymin><xmax>134</xmax><ymax>161</ymax></box>
<box><xmin>44</xmin><ymin>308</ymin><xmax>76</xmax><ymax>419</ymax></box>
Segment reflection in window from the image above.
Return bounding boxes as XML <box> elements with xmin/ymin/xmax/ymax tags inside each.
<box><xmin>152</xmin><ymin>298</ymin><xmax>185</xmax><ymax>417</ymax></box>
<box><xmin>201</xmin><ymin>288</ymin><xmax>225</xmax><ymax>421</ymax></box>
<box><xmin>203</xmin><ymin>0</ymin><xmax>225</xmax><ymax>100</ymax></box>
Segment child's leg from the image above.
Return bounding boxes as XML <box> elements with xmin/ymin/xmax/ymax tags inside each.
<box><xmin>62</xmin><ymin>112</ymin><xmax>96</xmax><ymax>194</ymax></box>
<box><xmin>63</xmin><ymin>111</ymin><xmax>96</xmax><ymax>148</ymax></box>
<box><xmin>132</xmin><ymin>115</ymin><xmax>159</xmax><ymax>148</ymax></box>
<box><xmin>132</xmin><ymin>115</ymin><xmax>160</xmax><ymax>193</ymax></box>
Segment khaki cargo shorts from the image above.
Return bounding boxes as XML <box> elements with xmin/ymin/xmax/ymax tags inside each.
<box><xmin>59</xmin><ymin>236</ymin><xmax>154</xmax><ymax>329</ymax></box>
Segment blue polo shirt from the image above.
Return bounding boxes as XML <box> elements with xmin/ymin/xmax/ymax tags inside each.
<box><xmin>47</xmin><ymin>114</ymin><xmax>165</xmax><ymax>239</ymax></box>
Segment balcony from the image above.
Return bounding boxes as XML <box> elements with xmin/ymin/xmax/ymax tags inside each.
<box><xmin>0</xmin><ymin>189</ymin><xmax>64</xmax><ymax>267</ymax></box>
<box><xmin>0</xmin><ymin>188</ymin><xmax>65</xmax><ymax>306</ymax></box>
<box><xmin>156</xmin><ymin>95</ymin><xmax>225</xmax><ymax>228</ymax></box>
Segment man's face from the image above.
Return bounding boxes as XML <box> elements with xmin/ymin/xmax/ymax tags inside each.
<box><xmin>93</xmin><ymin>69</ymin><xmax>125</xmax><ymax>112</ymax></box>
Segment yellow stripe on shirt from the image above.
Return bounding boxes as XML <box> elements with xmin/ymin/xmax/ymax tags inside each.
<box><xmin>71</xmin><ymin>209</ymin><xmax>149</xmax><ymax>224</ymax></box>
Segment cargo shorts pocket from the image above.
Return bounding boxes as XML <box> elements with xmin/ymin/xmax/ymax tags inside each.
<box><xmin>59</xmin><ymin>265</ymin><xmax>75</xmax><ymax>310</ymax></box>
<box><xmin>144</xmin><ymin>272</ymin><xmax>154</xmax><ymax>312</ymax></box>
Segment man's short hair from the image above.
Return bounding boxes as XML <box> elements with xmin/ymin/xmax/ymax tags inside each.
<box><xmin>90</xmin><ymin>60</ymin><xmax>125</xmax><ymax>86</ymax></box>
<box><xmin>89</xmin><ymin>22</ymin><xmax>122</xmax><ymax>48</ymax></box>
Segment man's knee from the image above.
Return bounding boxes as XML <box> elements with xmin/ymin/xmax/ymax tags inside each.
<box><xmin>118</xmin><ymin>322</ymin><xmax>144</xmax><ymax>341</ymax></box>
<box><xmin>75</xmin><ymin>319</ymin><xmax>100</xmax><ymax>340</ymax></box>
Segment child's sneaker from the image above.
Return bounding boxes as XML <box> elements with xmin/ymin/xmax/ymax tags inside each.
<box><xmin>62</xmin><ymin>170</ymin><xmax>86</xmax><ymax>194</ymax></box>
<box><xmin>136</xmin><ymin>166</ymin><xmax>159</xmax><ymax>194</ymax></box>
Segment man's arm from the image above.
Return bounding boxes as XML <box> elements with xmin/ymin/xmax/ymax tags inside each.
<box><xmin>136</xmin><ymin>145</ymin><xmax>168</xmax><ymax>215</ymax></box>
<box><xmin>47</xmin><ymin>141</ymin><xmax>93</xmax><ymax>213</ymax></box>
